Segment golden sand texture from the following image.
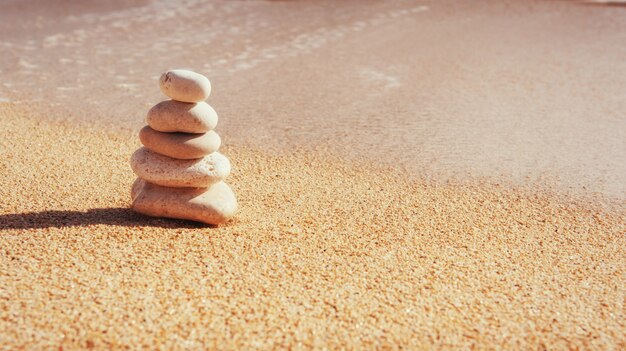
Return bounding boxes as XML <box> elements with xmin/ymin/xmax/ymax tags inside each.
<box><xmin>0</xmin><ymin>103</ymin><xmax>624</xmax><ymax>349</ymax></box>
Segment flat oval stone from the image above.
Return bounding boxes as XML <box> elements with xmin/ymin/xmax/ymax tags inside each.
<box><xmin>146</xmin><ymin>100</ymin><xmax>217</xmax><ymax>133</ymax></box>
<box><xmin>131</xmin><ymin>178</ymin><xmax>237</xmax><ymax>225</ymax></box>
<box><xmin>159</xmin><ymin>69</ymin><xmax>211</xmax><ymax>102</ymax></box>
<box><xmin>130</xmin><ymin>147</ymin><xmax>231</xmax><ymax>187</ymax></box>
<box><xmin>139</xmin><ymin>126</ymin><xmax>221</xmax><ymax>160</ymax></box>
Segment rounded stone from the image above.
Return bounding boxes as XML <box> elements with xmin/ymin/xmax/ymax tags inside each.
<box><xmin>131</xmin><ymin>178</ymin><xmax>237</xmax><ymax>225</ymax></box>
<box><xmin>159</xmin><ymin>69</ymin><xmax>211</xmax><ymax>103</ymax></box>
<box><xmin>130</xmin><ymin>147</ymin><xmax>231</xmax><ymax>187</ymax></box>
<box><xmin>139</xmin><ymin>126</ymin><xmax>221</xmax><ymax>160</ymax></box>
<box><xmin>146</xmin><ymin>100</ymin><xmax>217</xmax><ymax>133</ymax></box>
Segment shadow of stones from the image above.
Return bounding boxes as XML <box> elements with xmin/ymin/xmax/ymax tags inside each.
<box><xmin>0</xmin><ymin>208</ymin><xmax>211</xmax><ymax>230</ymax></box>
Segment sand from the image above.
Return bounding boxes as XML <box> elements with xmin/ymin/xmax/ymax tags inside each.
<box><xmin>1</xmin><ymin>0</ymin><xmax>626</xmax><ymax>348</ymax></box>
<box><xmin>1</xmin><ymin>103</ymin><xmax>624</xmax><ymax>349</ymax></box>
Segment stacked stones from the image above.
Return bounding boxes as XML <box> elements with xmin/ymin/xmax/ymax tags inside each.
<box><xmin>130</xmin><ymin>69</ymin><xmax>237</xmax><ymax>225</ymax></box>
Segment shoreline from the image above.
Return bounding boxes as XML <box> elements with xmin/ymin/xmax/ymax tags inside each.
<box><xmin>2</xmin><ymin>0</ymin><xmax>626</xmax><ymax>199</ymax></box>
<box><xmin>1</xmin><ymin>102</ymin><xmax>624</xmax><ymax>349</ymax></box>
<box><xmin>8</xmin><ymin>99</ymin><xmax>626</xmax><ymax>207</ymax></box>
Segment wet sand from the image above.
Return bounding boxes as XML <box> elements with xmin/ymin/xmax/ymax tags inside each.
<box><xmin>1</xmin><ymin>0</ymin><xmax>625</xmax><ymax>197</ymax></box>
<box><xmin>1</xmin><ymin>0</ymin><xmax>626</xmax><ymax>349</ymax></box>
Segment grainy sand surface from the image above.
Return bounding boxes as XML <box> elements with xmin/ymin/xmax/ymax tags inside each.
<box><xmin>1</xmin><ymin>104</ymin><xmax>624</xmax><ymax>349</ymax></box>
<box><xmin>1</xmin><ymin>0</ymin><xmax>626</xmax><ymax>349</ymax></box>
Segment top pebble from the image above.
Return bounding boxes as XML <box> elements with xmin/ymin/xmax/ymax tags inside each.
<box><xmin>159</xmin><ymin>69</ymin><xmax>211</xmax><ymax>103</ymax></box>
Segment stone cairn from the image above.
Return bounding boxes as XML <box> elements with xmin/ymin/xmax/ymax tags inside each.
<box><xmin>130</xmin><ymin>69</ymin><xmax>237</xmax><ymax>225</ymax></box>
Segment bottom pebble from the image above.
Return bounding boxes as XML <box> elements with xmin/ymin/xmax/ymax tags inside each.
<box><xmin>131</xmin><ymin>178</ymin><xmax>238</xmax><ymax>225</ymax></box>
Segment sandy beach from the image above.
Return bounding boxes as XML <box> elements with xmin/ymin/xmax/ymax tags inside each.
<box><xmin>1</xmin><ymin>0</ymin><xmax>626</xmax><ymax>349</ymax></box>
<box><xmin>1</xmin><ymin>104</ymin><xmax>625</xmax><ymax>349</ymax></box>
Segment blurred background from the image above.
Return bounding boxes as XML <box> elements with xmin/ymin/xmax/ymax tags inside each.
<box><xmin>1</xmin><ymin>0</ymin><xmax>625</xmax><ymax>198</ymax></box>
